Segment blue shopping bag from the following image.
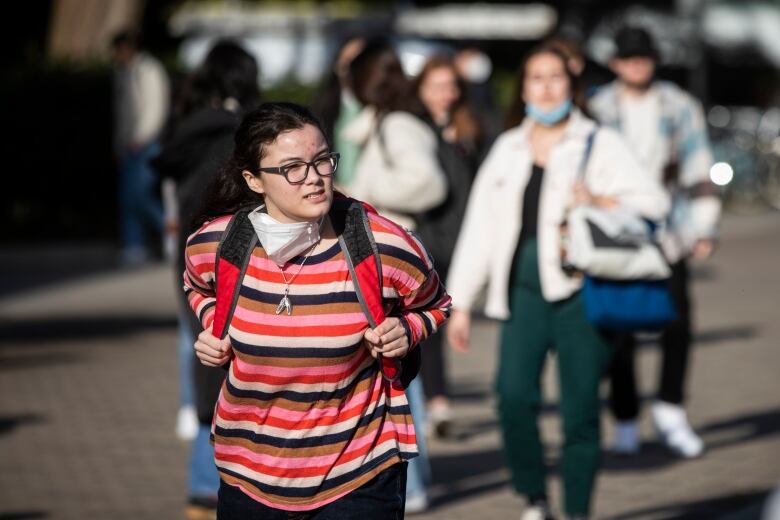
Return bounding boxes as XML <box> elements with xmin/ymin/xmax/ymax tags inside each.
<box><xmin>582</xmin><ymin>276</ymin><xmax>677</xmax><ymax>331</ymax></box>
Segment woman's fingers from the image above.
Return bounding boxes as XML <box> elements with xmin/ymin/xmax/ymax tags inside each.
<box><xmin>195</xmin><ymin>346</ymin><xmax>230</xmax><ymax>366</ymax></box>
<box><xmin>379</xmin><ymin>324</ymin><xmax>406</xmax><ymax>345</ymax></box>
<box><xmin>378</xmin><ymin>338</ymin><xmax>409</xmax><ymax>358</ymax></box>
<box><xmin>195</xmin><ymin>349</ymin><xmax>231</xmax><ymax>366</ymax></box>
<box><xmin>362</xmin><ymin>317</ymin><xmax>409</xmax><ymax>358</ymax></box>
<box><xmin>363</xmin><ymin>318</ymin><xmax>405</xmax><ymax>347</ymax></box>
<box><xmin>194</xmin><ymin>326</ymin><xmax>232</xmax><ymax>366</ymax></box>
<box><xmin>198</xmin><ymin>328</ymin><xmax>231</xmax><ymax>352</ymax></box>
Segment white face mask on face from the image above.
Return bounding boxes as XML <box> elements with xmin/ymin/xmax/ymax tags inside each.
<box><xmin>248</xmin><ymin>206</ymin><xmax>322</xmax><ymax>266</ymax></box>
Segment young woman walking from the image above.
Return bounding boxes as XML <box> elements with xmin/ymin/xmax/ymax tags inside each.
<box><xmin>446</xmin><ymin>44</ymin><xmax>669</xmax><ymax>520</ymax></box>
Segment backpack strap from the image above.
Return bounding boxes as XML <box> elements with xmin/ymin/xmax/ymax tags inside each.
<box><xmin>213</xmin><ymin>206</ymin><xmax>258</xmax><ymax>339</ymax></box>
<box><xmin>577</xmin><ymin>129</ymin><xmax>598</xmax><ymax>181</ymax></box>
<box><xmin>212</xmin><ymin>196</ymin><xmax>407</xmax><ymax>386</ymax></box>
<box><xmin>331</xmin><ymin>196</ymin><xmax>403</xmax><ymax>384</ymax></box>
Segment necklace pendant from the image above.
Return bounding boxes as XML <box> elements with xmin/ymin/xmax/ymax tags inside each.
<box><xmin>276</xmin><ymin>288</ymin><xmax>292</xmax><ymax>316</ymax></box>
<box><xmin>275</xmin><ymin>296</ymin><xmax>286</xmax><ymax>315</ymax></box>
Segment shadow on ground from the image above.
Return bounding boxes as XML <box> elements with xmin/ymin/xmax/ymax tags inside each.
<box><xmin>0</xmin><ymin>245</ymin><xmax>124</xmax><ymax>299</ymax></box>
<box><xmin>633</xmin><ymin>323</ymin><xmax>760</xmax><ymax>349</ymax></box>
<box><xmin>431</xmin><ymin>406</ymin><xmax>780</xmax><ymax>510</ymax></box>
<box><xmin>0</xmin><ymin>414</ymin><xmax>46</xmax><ymax>438</ymax></box>
<box><xmin>603</xmin><ymin>489</ymin><xmax>770</xmax><ymax>520</ymax></box>
<box><xmin>428</xmin><ymin>448</ymin><xmax>509</xmax><ymax>509</ymax></box>
<box><xmin>0</xmin><ymin>315</ymin><xmax>177</xmax><ymax>344</ymax></box>
<box><xmin>601</xmin><ymin>407</ymin><xmax>780</xmax><ymax>473</ymax></box>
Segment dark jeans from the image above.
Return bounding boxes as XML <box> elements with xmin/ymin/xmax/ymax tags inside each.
<box><xmin>118</xmin><ymin>142</ymin><xmax>163</xmax><ymax>252</ymax></box>
<box><xmin>420</xmin><ymin>327</ymin><xmax>449</xmax><ymax>400</ymax></box>
<box><xmin>217</xmin><ymin>462</ymin><xmax>407</xmax><ymax>520</ymax></box>
<box><xmin>420</xmin><ymin>262</ymin><xmax>450</xmax><ymax>400</ymax></box>
<box><xmin>609</xmin><ymin>260</ymin><xmax>692</xmax><ymax>420</ymax></box>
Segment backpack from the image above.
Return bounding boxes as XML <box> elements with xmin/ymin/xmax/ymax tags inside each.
<box><xmin>210</xmin><ymin>195</ymin><xmax>421</xmax><ymax>389</ymax></box>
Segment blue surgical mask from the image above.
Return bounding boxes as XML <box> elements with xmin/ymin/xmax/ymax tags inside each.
<box><xmin>526</xmin><ymin>99</ymin><xmax>573</xmax><ymax>126</ymax></box>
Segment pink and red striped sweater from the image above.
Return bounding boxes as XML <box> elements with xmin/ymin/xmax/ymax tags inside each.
<box><xmin>183</xmin><ymin>210</ymin><xmax>451</xmax><ymax>511</ymax></box>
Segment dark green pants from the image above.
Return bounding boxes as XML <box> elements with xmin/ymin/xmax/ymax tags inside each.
<box><xmin>497</xmin><ymin>238</ymin><xmax>611</xmax><ymax>516</ymax></box>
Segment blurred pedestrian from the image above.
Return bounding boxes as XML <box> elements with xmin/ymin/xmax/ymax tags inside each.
<box><xmin>544</xmin><ymin>35</ymin><xmax>615</xmax><ymax>99</ymax></box>
<box><xmin>343</xmin><ymin>38</ymin><xmax>448</xmax><ymax>230</ymax></box>
<box><xmin>412</xmin><ymin>54</ymin><xmax>484</xmax><ymax>439</ymax></box>
<box><xmin>453</xmin><ymin>47</ymin><xmax>502</xmax><ymax>147</ymax></box>
<box><xmin>589</xmin><ymin>25</ymin><xmax>721</xmax><ymax>459</ymax></box>
<box><xmin>152</xmin><ymin>38</ymin><xmax>261</xmax><ymax>520</ymax></box>
<box><xmin>447</xmin><ymin>43</ymin><xmax>669</xmax><ymax>520</ymax></box>
<box><xmin>184</xmin><ymin>102</ymin><xmax>451</xmax><ymax>518</ymax></box>
<box><xmin>342</xmin><ymin>39</ymin><xmax>449</xmax><ymax>512</ymax></box>
<box><xmin>311</xmin><ymin>36</ymin><xmax>365</xmax><ymax>189</ymax></box>
<box><xmin>111</xmin><ymin>29</ymin><xmax>169</xmax><ymax>266</ymax></box>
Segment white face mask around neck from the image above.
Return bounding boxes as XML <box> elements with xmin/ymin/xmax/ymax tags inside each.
<box><xmin>247</xmin><ymin>205</ymin><xmax>323</xmax><ymax>266</ymax></box>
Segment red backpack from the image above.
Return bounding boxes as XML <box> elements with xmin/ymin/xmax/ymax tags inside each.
<box><xmin>210</xmin><ymin>195</ymin><xmax>421</xmax><ymax>389</ymax></box>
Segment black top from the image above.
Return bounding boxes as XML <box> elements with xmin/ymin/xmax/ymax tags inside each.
<box><xmin>519</xmin><ymin>163</ymin><xmax>545</xmax><ymax>242</ymax></box>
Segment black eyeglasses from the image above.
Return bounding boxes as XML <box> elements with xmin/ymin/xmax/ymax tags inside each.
<box><xmin>257</xmin><ymin>152</ymin><xmax>340</xmax><ymax>185</ymax></box>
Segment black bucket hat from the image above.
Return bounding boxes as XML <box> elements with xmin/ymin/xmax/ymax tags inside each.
<box><xmin>614</xmin><ymin>26</ymin><xmax>658</xmax><ymax>60</ymax></box>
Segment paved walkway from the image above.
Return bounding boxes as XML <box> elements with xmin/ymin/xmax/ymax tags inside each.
<box><xmin>1</xmin><ymin>212</ymin><xmax>779</xmax><ymax>519</ymax></box>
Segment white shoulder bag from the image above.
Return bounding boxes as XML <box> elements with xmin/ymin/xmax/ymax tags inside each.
<box><xmin>564</xmin><ymin>130</ymin><xmax>671</xmax><ymax>281</ymax></box>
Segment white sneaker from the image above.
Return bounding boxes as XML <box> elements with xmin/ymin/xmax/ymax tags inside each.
<box><xmin>405</xmin><ymin>492</ymin><xmax>429</xmax><ymax>514</ymax></box>
<box><xmin>610</xmin><ymin>420</ymin><xmax>640</xmax><ymax>455</ymax></box>
<box><xmin>521</xmin><ymin>504</ymin><xmax>555</xmax><ymax>520</ymax></box>
<box><xmin>427</xmin><ymin>403</ymin><xmax>453</xmax><ymax>439</ymax></box>
<box><xmin>176</xmin><ymin>405</ymin><xmax>199</xmax><ymax>441</ymax></box>
<box><xmin>651</xmin><ymin>401</ymin><xmax>704</xmax><ymax>458</ymax></box>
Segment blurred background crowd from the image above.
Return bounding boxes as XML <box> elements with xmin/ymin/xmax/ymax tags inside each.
<box><xmin>1</xmin><ymin>1</ymin><xmax>779</xmax><ymax>519</ymax></box>
<box><xmin>3</xmin><ymin>0</ymin><xmax>780</xmax><ymax>248</ymax></box>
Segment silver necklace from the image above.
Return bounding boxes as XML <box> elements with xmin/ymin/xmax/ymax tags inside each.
<box><xmin>275</xmin><ymin>241</ymin><xmax>319</xmax><ymax>316</ymax></box>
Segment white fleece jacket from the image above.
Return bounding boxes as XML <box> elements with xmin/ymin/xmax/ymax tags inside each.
<box><xmin>447</xmin><ymin>109</ymin><xmax>671</xmax><ymax>319</ymax></box>
<box><xmin>343</xmin><ymin>107</ymin><xmax>447</xmax><ymax>230</ymax></box>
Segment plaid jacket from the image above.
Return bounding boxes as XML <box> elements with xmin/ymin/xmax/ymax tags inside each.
<box><xmin>589</xmin><ymin>80</ymin><xmax>722</xmax><ymax>262</ymax></box>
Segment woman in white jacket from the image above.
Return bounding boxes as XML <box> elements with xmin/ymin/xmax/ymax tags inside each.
<box><xmin>446</xmin><ymin>44</ymin><xmax>669</xmax><ymax>520</ymax></box>
<box><xmin>341</xmin><ymin>38</ymin><xmax>446</xmax><ymax>513</ymax></box>
<box><xmin>342</xmin><ymin>39</ymin><xmax>448</xmax><ymax>230</ymax></box>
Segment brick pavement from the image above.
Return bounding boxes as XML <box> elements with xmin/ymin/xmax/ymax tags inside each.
<box><xmin>0</xmin><ymin>213</ymin><xmax>778</xmax><ymax>519</ymax></box>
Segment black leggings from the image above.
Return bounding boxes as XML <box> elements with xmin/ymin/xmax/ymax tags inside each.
<box><xmin>609</xmin><ymin>260</ymin><xmax>693</xmax><ymax>420</ymax></box>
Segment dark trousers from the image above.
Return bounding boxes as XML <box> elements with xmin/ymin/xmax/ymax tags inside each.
<box><xmin>609</xmin><ymin>260</ymin><xmax>692</xmax><ymax>420</ymax></box>
<box><xmin>217</xmin><ymin>463</ymin><xmax>407</xmax><ymax>520</ymax></box>
<box><xmin>420</xmin><ymin>262</ymin><xmax>450</xmax><ymax>400</ymax></box>
<box><xmin>498</xmin><ymin>239</ymin><xmax>612</xmax><ymax>516</ymax></box>
<box><xmin>420</xmin><ymin>326</ymin><xmax>449</xmax><ymax>399</ymax></box>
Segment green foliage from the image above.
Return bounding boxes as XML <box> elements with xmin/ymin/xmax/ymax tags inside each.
<box><xmin>490</xmin><ymin>67</ymin><xmax>518</xmax><ymax>115</ymax></box>
<box><xmin>262</xmin><ymin>80</ymin><xmax>319</xmax><ymax>107</ymax></box>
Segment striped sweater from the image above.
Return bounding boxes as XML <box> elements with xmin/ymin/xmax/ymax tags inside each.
<box><xmin>183</xmin><ymin>209</ymin><xmax>451</xmax><ymax>511</ymax></box>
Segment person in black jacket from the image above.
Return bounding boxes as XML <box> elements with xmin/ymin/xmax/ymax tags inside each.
<box><xmin>412</xmin><ymin>55</ymin><xmax>484</xmax><ymax>439</ymax></box>
<box><xmin>151</xmin><ymin>39</ymin><xmax>261</xmax><ymax>519</ymax></box>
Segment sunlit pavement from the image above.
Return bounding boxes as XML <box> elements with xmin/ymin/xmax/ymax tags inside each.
<box><xmin>1</xmin><ymin>212</ymin><xmax>779</xmax><ymax>519</ymax></box>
